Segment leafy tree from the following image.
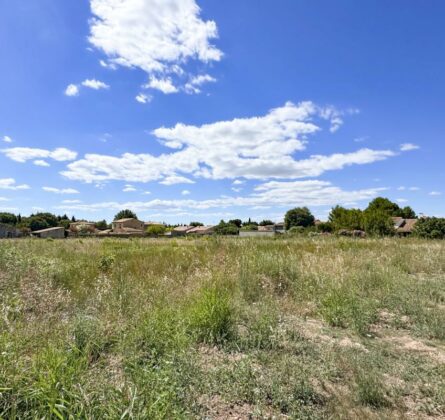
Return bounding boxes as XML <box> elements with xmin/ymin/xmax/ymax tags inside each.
<box><xmin>114</xmin><ymin>209</ymin><xmax>137</xmax><ymax>220</ymax></box>
<box><xmin>58</xmin><ymin>219</ymin><xmax>71</xmax><ymax>229</ymax></box>
<box><xmin>31</xmin><ymin>212</ymin><xmax>58</xmax><ymax>227</ymax></box>
<box><xmin>366</xmin><ymin>197</ymin><xmax>401</xmax><ymax>216</ymax></box>
<box><xmin>240</xmin><ymin>224</ymin><xmax>258</xmax><ymax>231</ymax></box>
<box><xmin>317</xmin><ymin>221</ymin><xmax>333</xmax><ymax>233</ymax></box>
<box><xmin>329</xmin><ymin>206</ymin><xmax>364</xmax><ymax>231</ymax></box>
<box><xmin>71</xmin><ymin>216</ymin><xmax>76</xmax><ymax>222</ymax></box>
<box><xmin>363</xmin><ymin>210</ymin><xmax>394</xmax><ymax>236</ymax></box>
<box><xmin>214</xmin><ymin>220</ymin><xmax>239</xmax><ymax>235</ymax></box>
<box><xmin>400</xmin><ymin>206</ymin><xmax>417</xmax><ymax>219</ymax></box>
<box><xmin>259</xmin><ymin>219</ymin><xmax>274</xmax><ymax>226</ymax></box>
<box><xmin>95</xmin><ymin>220</ymin><xmax>109</xmax><ymax>230</ymax></box>
<box><xmin>228</xmin><ymin>219</ymin><xmax>242</xmax><ymax>228</ymax></box>
<box><xmin>285</xmin><ymin>207</ymin><xmax>315</xmax><ymax>230</ymax></box>
<box><xmin>413</xmin><ymin>217</ymin><xmax>445</xmax><ymax>239</ymax></box>
<box><xmin>28</xmin><ymin>217</ymin><xmax>49</xmax><ymax>232</ymax></box>
<box><xmin>0</xmin><ymin>212</ymin><xmax>17</xmax><ymax>226</ymax></box>
<box><xmin>190</xmin><ymin>221</ymin><xmax>204</xmax><ymax>227</ymax></box>
<box><xmin>146</xmin><ymin>224</ymin><xmax>166</xmax><ymax>236</ymax></box>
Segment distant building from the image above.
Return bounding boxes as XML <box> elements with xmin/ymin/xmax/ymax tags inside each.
<box><xmin>273</xmin><ymin>222</ymin><xmax>285</xmax><ymax>233</ymax></box>
<box><xmin>112</xmin><ymin>218</ymin><xmax>145</xmax><ymax>233</ymax></box>
<box><xmin>239</xmin><ymin>230</ymin><xmax>275</xmax><ymax>238</ymax></box>
<box><xmin>69</xmin><ymin>221</ymin><xmax>96</xmax><ymax>235</ymax></box>
<box><xmin>392</xmin><ymin>217</ymin><xmax>418</xmax><ymax>236</ymax></box>
<box><xmin>32</xmin><ymin>227</ymin><xmax>66</xmax><ymax>239</ymax></box>
<box><xmin>171</xmin><ymin>226</ymin><xmax>195</xmax><ymax>237</ymax></box>
<box><xmin>0</xmin><ymin>223</ymin><xmax>21</xmax><ymax>239</ymax></box>
<box><xmin>187</xmin><ymin>225</ymin><xmax>215</xmax><ymax>235</ymax></box>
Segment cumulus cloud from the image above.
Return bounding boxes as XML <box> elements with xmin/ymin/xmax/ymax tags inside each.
<box><xmin>160</xmin><ymin>175</ymin><xmax>195</xmax><ymax>185</ymax></box>
<box><xmin>55</xmin><ymin>179</ymin><xmax>385</xmax><ymax>213</ymax></box>
<box><xmin>400</xmin><ymin>143</ymin><xmax>420</xmax><ymax>151</ymax></box>
<box><xmin>62</xmin><ymin>199</ymin><xmax>82</xmax><ymax>204</ymax></box>
<box><xmin>88</xmin><ymin>0</ymin><xmax>222</xmax><ymax>94</ymax></box>
<box><xmin>184</xmin><ymin>74</ymin><xmax>216</xmax><ymax>94</ymax></box>
<box><xmin>135</xmin><ymin>93</ymin><xmax>152</xmax><ymax>104</ymax></box>
<box><xmin>89</xmin><ymin>0</ymin><xmax>222</xmax><ymax>72</ymax></box>
<box><xmin>181</xmin><ymin>190</ymin><xmax>191</xmax><ymax>195</ymax></box>
<box><xmin>62</xmin><ymin>101</ymin><xmax>395</xmax><ymax>184</ymax></box>
<box><xmin>2</xmin><ymin>147</ymin><xmax>77</xmax><ymax>163</ymax></box>
<box><xmin>145</xmin><ymin>76</ymin><xmax>178</xmax><ymax>94</ymax></box>
<box><xmin>81</xmin><ymin>79</ymin><xmax>109</xmax><ymax>90</ymax></box>
<box><xmin>0</xmin><ymin>178</ymin><xmax>30</xmax><ymax>190</ymax></box>
<box><xmin>429</xmin><ymin>191</ymin><xmax>442</xmax><ymax>196</ymax></box>
<box><xmin>123</xmin><ymin>184</ymin><xmax>137</xmax><ymax>192</ymax></box>
<box><xmin>33</xmin><ymin>160</ymin><xmax>50</xmax><ymax>167</ymax></box>
<box><xmin>65</xmin><ymin>84</ymin><xmax>80</xmax><ymax>96</ymax></box>
<box><xmin>2</xmin><ymin>135</ymin><xmax>13</xmax><ymax>143</ymax></box>
<box><xmin>43</xmin><ymin>187</ymin><xmax>80</xmax><ymax>194</ymax></box>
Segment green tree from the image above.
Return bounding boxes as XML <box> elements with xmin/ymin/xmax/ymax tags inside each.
<box><xmin>240</xmin><ymin>224</ymin><xmax>258</xmax><ymax>231</ymax></box>
<box><xmin>146</xmin><ymin>224</ymin><xmax>166</xmax><ymax>236</ymax></box>
<box><xmin>190</xmin><ymin>221</ymin><xmax>204</xmax><ymax>227</ymax></box>
<box><xmin>363</xmin><ymin>210</ymin><xmax>394</xmax><ymax>236</ymax></box>
<box><xmin>413</xmin><ymin>217</ymin><xmax>445</xmax><ymax>239</ymax></box>
<box><xmin>285</xmin><ymin>207</ymin><xmax>315</xmax><ymax>230</ymax></box>
<box><xmin>28</xmin><ymin>217</ymin><xmax>49</xmax><ymax>231</ymax></box>
<box><xmin>114</xmin><ymin>209</ymin><xmax>137</xmax><ymax>220</ymax></box>
<box><xmin>95</xmin><ymin>220</ymin><xmax>109</xmax><ymax>230</ymax></box>
<box><xmin>400</xmin><ymin>206</ymin><xmax>417</xmax><ymax>219</ymax></box>
<box><xmin>329</xmin><ymin>206</ymin><xmax>364</xmax><ymax>231</ymax></box>
<box><xmin>259</xmin><ymin>219</ymin><xmax>274</xmax><ymax>226</ymax></box>
<box><xmin>228</xmin><ymin>219</ymin><xmax>242</xmax><ymax>228</ymax></box>
<box><xmin>0</xmin><ymin>212</ymin><xmax>17</xmax><ymax>226</ymax></box>
<box><xmin>214</xmin><ymin>220</ymin><xmax>239</xmax><ymax>235</ymax></box>
<box><xmin>31</xmin><ymin>212</ymin><xmax>58</xmax><ymax>227</ymax></box>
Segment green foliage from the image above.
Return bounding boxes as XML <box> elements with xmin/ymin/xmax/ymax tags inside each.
<box><xmin>355</xmin><ymin>370</ymin><xmax>390</xmax><ymax>408</ymax></box>
<box><xmin>259</xmin><ymin>219</ymin><xmax>274</xmax><ymax>226</ymax></box>
<box><xmin>316</xmin><ymin>221</ymin><xmax>333</xmax><ymax>233</ymax></box>
<box><xmin>187</xmin><ymin>285</ymin><xmax>234</xmax><ymax>345</ymax></box>
<box><xmin>189</xmin><ymin>221</ymin><xmax>204</xmax><ymax>227</ymax></box>
<box><xmin>284</xmin><ymin>207</ymin><xmax>315</xmax><ymax>230</ymax></box>
<box><xmin>240</xmin><ymin>224</ymin><xmax>258</xmax><ymax>231</ymax></box>
<box><xmin>28</xmin><ymin>217</ymin><xmax>49</xmax><ymax>231</ymax></box>
<box><xmin>214</xmin><ymin>220</ymin><xmax>239</xmax><ymax>235</ymax></box>
<box><xmin>329</xmin><ymin>206</ymin><xmax>364</xmax><ymax>231</ymax></box>
<box><xmin>228</xmin><ymin>219</ymin><xmax>242</xmax><ymax>228</ymax></box>
<box><xmin>95</xmin><ymin>219</ymin><xmax>109</xmax><ymax>230</ymax></box>
<box><xmin>363</xmin><ymin>210</ymin><xmax>394</xmax><ymax>236</ymax></box>
<box><xmin>0</xmin><ymin>212</ymin><xmax>17</xmax><ymax>225</ymax></box>
<box><xmin>114</xmin><ymin>209</ymin><xmax>137</xmax><ymax>220</ymax></box>
<box><xmin>98</xmin><ymin>254</ymin><xmax>115</xmax><ymax>272</ymax></box>
<box><xmin>413</xmin><ymin>217</ymin><xmax>445</xmax><ymax>239</ymax></box>
<box><xmin>146</xmin><ymin>224</ymin><xmax>167</xmax><ymax>236</ymax></box>
<box><xmin>366</xmin><ymin>197</ymin><xmax>416</xmax><ymax>219</ymax></box>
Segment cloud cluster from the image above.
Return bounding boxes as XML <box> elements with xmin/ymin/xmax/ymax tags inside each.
<box><xmin>62</xmin><ymin>101</ymin><xmax>394</xmax><ymax>183</ymax></box>
<box><xmin>65</xmin><ymin>79</ymin><xmax>109</xmax><ymax>97</ymax></box>
<box><xmin>89</xmin><ymin>0</ymin><xmax>222</xmax><ymax>95</ymax></box>
<box><xmin>55</xmin><ymin>179</ymin><xmax>385</xmax><ymax>213</ymax></box>
<box><xmin>42</xmin><ymin>187</ymin><xmax>80</xmax><ymax>194</ymax></box>
<box><xmin>0</xmin><ymin>178</ymin><xmax>30</xmax><ymax>190</ymax></box>
<box><xmin>2</xmin><ymin>147</ymin><xmax>77</xmax><ymax>163</ymax></box>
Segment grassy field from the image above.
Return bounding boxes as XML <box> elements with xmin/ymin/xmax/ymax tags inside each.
<box><xmin>0</xmin><ymin>236</ymin><xmax>444</xmax><ymax>419</ymax></box>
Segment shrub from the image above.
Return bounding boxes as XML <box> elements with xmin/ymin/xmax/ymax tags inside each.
<box><xmin>285</xmin><ymin>207</ymin><xmax>315</xmax><ymax>230</ymax></box>
<box><xmin>98</xmin><ymin>254</ymin><xmax>115</xmax><ymax>272</ymax></box>
<box><xmin>413</xmin><ymin>217</ymin><xmax>445</xmax><ymax>239</ymax></box>
<box><xmin>146</xmin><ymin>224</ymin><xmax>166</xmax><ymax>236</ymax></box>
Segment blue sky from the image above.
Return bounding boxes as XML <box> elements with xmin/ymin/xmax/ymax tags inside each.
<box><xmin>1</xmin><ymin>0</ymin><xmax>444</xmax><ymax>224</ymax></box>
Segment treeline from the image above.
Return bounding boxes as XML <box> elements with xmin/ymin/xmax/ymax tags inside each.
<box><xmin>0</xmin><ymin>212</ymin><xmax>109</xmax><ymax>233</ymax></box>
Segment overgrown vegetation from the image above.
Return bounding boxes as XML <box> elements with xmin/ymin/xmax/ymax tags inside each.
<box><xmin>0</xmin><ymin>236</ymin><xmax>444</xmax><ymax>418</ymax></box>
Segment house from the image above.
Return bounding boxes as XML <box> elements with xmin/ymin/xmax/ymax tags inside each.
<box><xmin>32</xmin><ymin>226</ymin><xmax>66</xmax><ymax>239</ymax></box>
<box><xmin>392</xmin><ymin>217</ymin><xmax>417</xmax><ymax>236</ymax></box>
<box><xmin>112</xmin><ymin>218</ymin><xmax>145</xmax><ymax>233</ymax></box>
<box><xmin>239</xmin><ymin>230</ymin><xmax>275</xmax><ymax>238</ymax></box>
<box><xmin>69</xmin><ymin>221</ymin><xmax>96</xmax><ymax>234</ymax></box>
<box><xmin>187</xmin><ymin>225</ymin><xmax>215</xmax><ymax>235</ymax></box>
<box><xmin>171</xmin><ymin>226</ymin><xmax>195</xmax><ymax>237</ymax></box>
<box><xmin>273</xmin><ymin>222</ymin><xmax>286</xmax><ymax>233</ymax></box>
<box><xmin>0</xmin><ymin>223</ymin><xmax>21</xmax><ymax>238</ymax></box>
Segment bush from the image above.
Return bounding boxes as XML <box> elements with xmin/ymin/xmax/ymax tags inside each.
<box><xmin>413</xmin><ymin>217</ymin><xmax>445</xmax><ymax>239</ymax></box>
<box><xmin>146</xmin><ymin>224</ymin><xmax>166</xmax><ymax>236</ymax></box>
<box><xmin>285</xmin><ymin>207</ymin><xmax>315</xmax><ymax>230</ymax></box>
<box><xmin>214</xmin><ymin>220</ymin><xmax>239</xmax><ymax>235</ymax></box>
<box><xmin>363</xmin><ymin>210</ymin><xmax>394</xmax><ymax>236</ymax></box>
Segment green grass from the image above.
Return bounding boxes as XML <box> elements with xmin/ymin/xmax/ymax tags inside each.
<box><xmin>0</xmin><ymin>236</ymin><xmax>444</xmax><ymax>418</ymax></box>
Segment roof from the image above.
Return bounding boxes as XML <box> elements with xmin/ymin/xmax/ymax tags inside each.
<box><xmin>144</xmin><ymin>221</ymin><xmax>164</xmax><ymax>226</ymax></box>
<box><xmin>258</xmin><ymin>225</ymin><xmax>274</xmax><ymax>231</ymax></box>
<box><xmin>113</xmin><ymin>218</ymin><xmax>138</xmax><ymax>222</ymax></box>
<box><xmin>188</xmin><ymin>225</ymin><xmax>215</xmax><ymax>233</ymax></box>
<box><xmin>33</xmin><ymin>227</ymin><xmax>65</xmax><ymax>233</ymax></box>
<box><xmin>173</xmin><ymin>226</ymin><xmax>194</xmax><ymax>232</ymax></box>
<box><xmin>397</xmin><ymin>219</ymin><xmax>417</xmax><ymax>233</ymax></box>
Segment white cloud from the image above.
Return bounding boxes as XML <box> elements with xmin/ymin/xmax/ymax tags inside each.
<box><xmin>55</xmin><ymin>180</ymin><xmax>386</xmax><ymax>213</ymax></box>
<box><xmin>181</xmin><ymin>189</ymin><xmax>191</xmax><ymax>195</ymax></box>
<box><xmin>42</xmin><ymin>187</ymin><xmax>80</xmax><ymax>194</ymax></box>
<box><xmin>397</xmin><ymin>186</ymin><xmax>406</xmax><ymax>191</ymax></box>
<box><xmin>409</xmin><ymin>187</ymin><xmax>420</xmax><ymax>191</ymax></box>
<box><xmin>123</xmin><ymin>184</ymin><xmax>137</xmax><ymax>192</ymax></box>
<box><xmin>396</xmin><ymin>198</ymin><xmax>408</xmax><ymax>203</ymax></box>
<box><xmin>2</xmin><ymin>147</ymin><xmax>77</xmax><ymax>163</ymax></box>
<box><xmin>62</xmin><ymin>199</ymin><xmax>82</xmax><ymax>204</ymax></box>
<box><xmin>135</xmin><ymin>93</ymin><xmax>152</xmax><ymax>104</ymax></box>
<box><xmin>81</xmin><ymin>79</ymin><xmax>110</xmax><ymax>90</ymax></box>
<box><xmin>231</xmin><ymin>187</ymin><xmax>243</xmax><ymax>193</ymax></box>
<box><xmin>0</xmin><ymin>178</ymin><xmax>30</xmax><ymax>190</ymax></box>
<box><xmin>429</xmin><ymin>191</ymin><xmax>442</xmax><ymax>196</ymax></box>
<box><xmin>2</xmin><ymin>135</ymin><xmax>13</xmax><ymax>143</ymax></box>
<box><xmin>400</xmin><ymin>143</ymin><xmax>420</xmax><ymax>151</ymax></box>
<box><xmin>65</xmin><ymin>84</ymin><xmax>79</xmax><ymax>96</ymax></box>
<box><xmin>145</xmin><ymin>76</ymin><xmax>178</xmax><ymax>94</ymax></box>
<box><xmin>63</xmin><ymin>102</ymin><xmax>390</xmax><ymax>184</ymax></box>
<box><xmin>142</xmin><ymin>191</ymin><xmax>151</xmax><ymax>195</ymax></box>
<box><xmin>33</xmin><ymin>160</ymin><xmax>50</xmax><ymax>167</ymax></box>
<box><xmin>89</xmin><ymin>0</ymin><xmax>222</xmax><ymax>79</ymax></box>
<box><xmin>184</xmin><ymin>74</ymin><xmax>216</xmax><ymax>94</ymax></box>
<box><xmin>160</xmin><ymin>175</ymin><xmax>195</xmax><ymax>185</ymax></box>
<box><xmin>0</xmin><ymin>197</ymin><xmax>9</xmax><ymax>201</ymax></box>
<box><xmin>233</xmin><ymin>180</ymin><xmax>245</xmax><ymax>185</ymax></box>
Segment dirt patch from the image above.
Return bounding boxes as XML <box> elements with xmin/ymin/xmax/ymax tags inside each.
<box><xmin>198</xmin><ymin>346</ymin><xmax>246</xmax><ymax>371</ymax></box>
<box><xmin>383</xmin><ymin>334</ymin><xmax>445</xmax><ymax>364</ymax></box>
